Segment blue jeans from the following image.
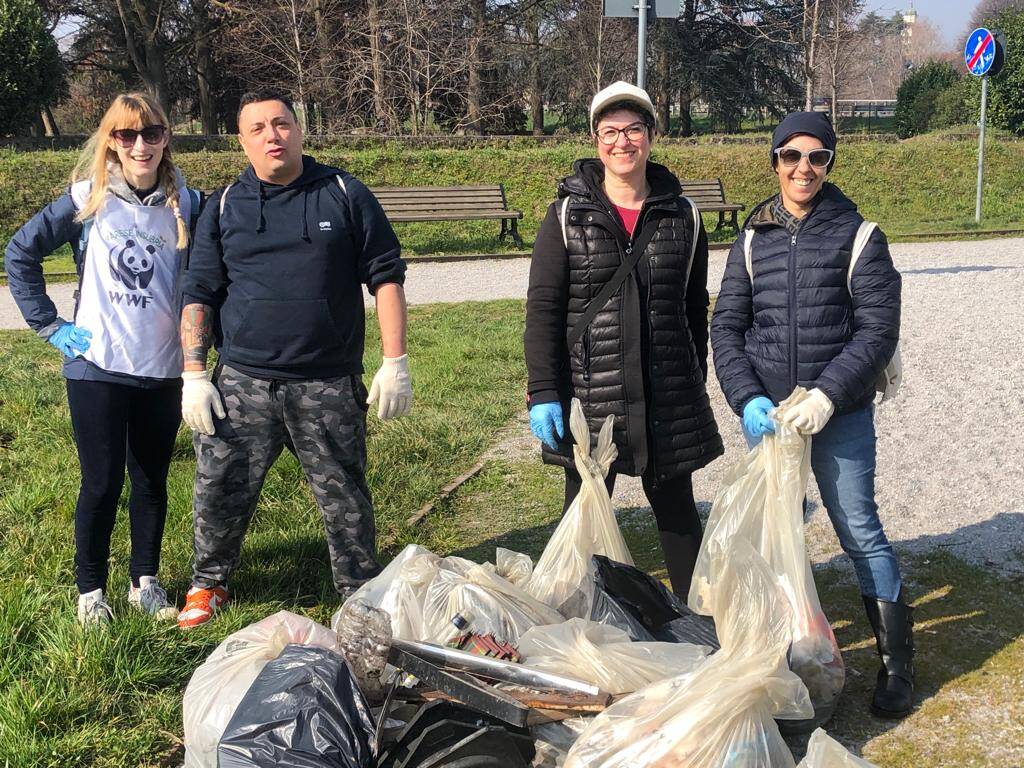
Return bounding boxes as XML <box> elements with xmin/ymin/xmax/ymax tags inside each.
<box><xmin>743</xmin><ymin>406</ymin><xmax>902</xmax><ymax>601</ymax></box>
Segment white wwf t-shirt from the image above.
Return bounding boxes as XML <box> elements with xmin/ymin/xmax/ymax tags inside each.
<box><xmin>70</xmin><ymin>180</ymin><xmax>190</xmax><ymax>379</ymax></box>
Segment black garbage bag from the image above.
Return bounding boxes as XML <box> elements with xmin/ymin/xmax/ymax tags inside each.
<box><xmin>218</xmin><ymin>643</ymin><xmax>376</xmax><ymax>768</ymax></box>
<box><xmin>589</xmin><ymin>555</ymin><xmax>720</xmax><ymax>650</ymax></box>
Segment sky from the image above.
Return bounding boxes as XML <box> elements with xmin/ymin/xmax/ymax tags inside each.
<box><xmin>862</xmin><ymin>1</ymin><xmax>979</xmax><ymax>47</ymax></box>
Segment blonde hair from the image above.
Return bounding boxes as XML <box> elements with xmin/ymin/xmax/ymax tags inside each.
<box><xmin>72</xmin><ymin>92</ymin><xmax>188</xmax><ymax>249</ymax></box>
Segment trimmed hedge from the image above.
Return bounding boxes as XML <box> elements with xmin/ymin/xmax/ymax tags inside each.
<box><xmin>3</xmin><ymin>135</ymin><xmax>1024</xmax><ymax>254</ymax></box>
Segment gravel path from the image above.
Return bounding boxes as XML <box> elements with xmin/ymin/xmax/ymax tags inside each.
<box><xmin>484</xmin><ymin>238</ymin><xmax>1024</xmax><ymax>575</ymax></box>
<box><xmin>4</xmin><ymin>239</ymin><xmax>1021</xmax><ymax>571</ymax></box>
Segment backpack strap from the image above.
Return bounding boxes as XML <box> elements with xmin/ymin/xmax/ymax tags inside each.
<box><xmin>682</xmin><ymin>196</ymin><xmax>700</xmax><ymax>292</ymax></box>
<box><xmin>847</xmin><ymin>221</ymin><xmax>878</xmax><ymax>295</ymax></box>
<box><xmin>557</xmin><ymin>196</ymin><xmax>570</xmax><ymax>249</ymax></box>
<box><xmin>219</xmin><ymin>183</ymin><xmax>234</xmax><ymax>222</ymax></box>
<box><xmin>743</xmin><ymin>229</ymin><xmax>755</xmax><ymax>284</ymax></box>
<box><xmin>336</xmin><ymin>174</ymin><xmax>348</xmax><ymax>196</ymax></box>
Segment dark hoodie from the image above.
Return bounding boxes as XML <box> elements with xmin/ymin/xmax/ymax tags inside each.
<box><xmin>181</xmin><ymin>156</ymin><xmax>405</xmax><ymax>379</ymax></box>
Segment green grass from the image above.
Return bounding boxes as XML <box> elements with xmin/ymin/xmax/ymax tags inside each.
<box><xmin>433</xmin><ymin>458</ymin><xmax>1024</xmax><ymax>767</ymax></box>
<box><xmin>0</xmin><ymin>296</ymin><xmax>1021</xmax><ymax>765</ymax></box>
<box><xmin>0</xmin><ymin>299</ymin><xmax>528</xmax><ymax>767</ymax></box>
<box><xmin>3</xmin><ymin>133</ymin><xmax>1024</xmax><ymax>263</ymax></box>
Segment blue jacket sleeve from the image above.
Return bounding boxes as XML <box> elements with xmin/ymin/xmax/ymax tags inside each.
<box><xmin>342</xmin><ymin>174</ymin><xmax>405</xmax><ymax>293</ymax></box>
<box><xmin>814</xmin><ymin>227</ymin><xmax>901</xmax><ymax>410</ymax></box>
<box><xmin>4</xmin><ymin>193</ymin><xmax>82</xmax><ymax>336</ymax></box>
<box><xmin>710</xmin><ymin>236</ymin><xmax>770</xmax><ymax>416</ymax></box>
<box><xmin>180</xmin><ymin>188</ymin><xmax>228</xmax><ymax>308</ymax></box>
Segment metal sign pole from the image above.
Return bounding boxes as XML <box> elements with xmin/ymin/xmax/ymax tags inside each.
<box><xmin>636</xmin><ymin>1</ymin><xmax>648</xmax><ymax>89</ymax></box>
<box><xmin>976</xmin><ymin>75</ymin><xmax>988</xmax><ymax>223</ymax></box>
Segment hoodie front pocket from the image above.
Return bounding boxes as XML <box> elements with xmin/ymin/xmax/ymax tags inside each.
<box><xmin>228</xmin><ymin>298</ymin><xmax>348</xmax><ymax>366</ymax></box>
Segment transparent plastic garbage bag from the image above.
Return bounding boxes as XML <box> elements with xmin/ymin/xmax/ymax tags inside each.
<box><xmin>494</xmin><ymin>547</ymin><xmax>534</xmax><ymax>587</ymax></box>
<box><xmin>796</xmin><ymin>729</ymin><xmax>879</xmax><ymax>767</ymax></box>
<box><xmin>331</xmin><ymin>544</ymin><xmax>440</xmax><ymax>642</ymax></box>
<box><xmin>518</xmin><ymin>617</ymin><xmax>709</xmax><ymax>695</ymax></box>
<box><xmin>564</xmin><ymin>539</ymin><xmax>813</xmax><ymax>768</ymax></box>
<box><xmin>422</xmin><ymin>556</ymin><xmax>565</xmax><ymax>644</ymax></box>
<box><xmin>527</xmin><ymin>399</ymin><xmax>633</xmax><ymax>616</ymax></box>
<box><xmin>689</xmin><ymin>388</ymin><xmax>845</xmax><ymax>721</ymax></box>
<box><xmin>182</xmin><ymin>610</ymin><xmax>338</xmax><ymax>768</ymax></box>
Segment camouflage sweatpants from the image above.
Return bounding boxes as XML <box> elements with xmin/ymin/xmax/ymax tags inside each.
<box><xmin>191</xmin><ymin>364</ymin><xmax>381</xmax><ymax>594</ymax></box>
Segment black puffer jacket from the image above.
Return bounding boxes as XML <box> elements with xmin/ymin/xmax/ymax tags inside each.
<box><xmin>711</xmin><ymin>183</ymin><xmax>901</xmax><ymax>416</ymax></box>
<box><xmin>525</xmin><ymin>159</ymin><xmax>723</xmax><ymax>482</ymax></box>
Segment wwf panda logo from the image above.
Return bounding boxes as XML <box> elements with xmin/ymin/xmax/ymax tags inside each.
<box><xmin>109</xmin><ymin>239</ymin><xmax>156</xmax><ymax>290</ymax></box>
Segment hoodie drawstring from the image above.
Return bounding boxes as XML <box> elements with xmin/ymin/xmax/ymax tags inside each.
<box><xmin>256</xmin><ymin>181</ymin><xmax>266</xmax><ymax>233</ymax></box>
<box><xmin>301</xmin><ymin>193</ymin><xmax>310</xmax><ymax>242</ymax></box>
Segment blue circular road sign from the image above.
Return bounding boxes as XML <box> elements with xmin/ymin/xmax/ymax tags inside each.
<box><xmin>965</xmin><ymin>27</ymin><xmax>997</xmax><ymax>76</ymax></box>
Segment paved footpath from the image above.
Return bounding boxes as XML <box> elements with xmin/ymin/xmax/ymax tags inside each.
<box><xmin>3</xmin><ymin>238</ymin><xmax>1022</xmax><ymax>575</ymax></box>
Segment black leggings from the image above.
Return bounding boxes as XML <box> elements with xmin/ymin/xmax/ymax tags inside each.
<box><xmin>66</xmin><ymin>379</ymin><xmax>182</xmax><ymax>593</ymax></box>
<box><xmin>562</xmin><ymin>465</ymin><xmax>702</xmax><ymax>537</ymax></box>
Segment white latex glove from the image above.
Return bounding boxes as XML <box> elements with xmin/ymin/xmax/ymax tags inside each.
<box><xmin>780</xmin><ymin>387</ymin><xmax>835</xmax><ymax>435</ymax></box>
<box><xmin>181</xmin><ymin>370</ymin><xmax>226</xmax><ymax>436</ymax></box>
<box><xmin>367</xmin><ymin>354</ymin><xmax>412</xmax><ymax>420</ymax></box>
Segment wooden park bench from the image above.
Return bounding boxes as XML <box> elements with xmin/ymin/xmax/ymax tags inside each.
<box><xmin>679</xmin><ymin>179</ymin><xmax>745</xmax><ymax>232</ymax></box>
<box><xmin>370</xmin><ymin>184</ymin><xmax>524</xmax><ymax>247</ymax></box>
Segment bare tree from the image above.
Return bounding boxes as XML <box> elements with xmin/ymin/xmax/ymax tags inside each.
<box><xmin>818</xmin><ymin>0</ymin><xmax>862</xmax><ymax>128</ymax></box>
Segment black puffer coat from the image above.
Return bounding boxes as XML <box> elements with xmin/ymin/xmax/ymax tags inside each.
<box><xmin>711</xmin><ymin>183</ymin><xmax>901</xmax><ymax>416</ymax></box>
<box><xmin>524</xmin><ymin>159</ymin><xmax>723</xmax><ymax>482</ymax></box>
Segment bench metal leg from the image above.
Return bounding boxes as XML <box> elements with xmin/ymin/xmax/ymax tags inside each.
<box><xmin>500</xmin><ymin>218</ymin><xmax>524</xmax><ymax>248</ymax></box>
<box><xmin>730</xmin><ymin>210</ymin><xmax>740</xmax><ymax>232</ymax></box>
<box><xmin>714</xmin><ymin>211</ymin><xmax>726</xmax><ymax>232</ymax></box>
<box><xmin>510</xmin><ymin>218</ymin><xmax>524</xmax><ymax>248</ymax></box>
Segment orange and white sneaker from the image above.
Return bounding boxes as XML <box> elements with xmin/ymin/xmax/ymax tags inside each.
<box><xmin>177</xmin><ymin>585</ymin><xmax>229</xmax><ymax>628</ymax></box>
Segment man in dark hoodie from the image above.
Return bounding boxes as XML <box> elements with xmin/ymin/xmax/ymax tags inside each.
<box><xmin>175</xmin><ymin>90</ymin><xmax>410</xmax><ymax>628</ymax></box>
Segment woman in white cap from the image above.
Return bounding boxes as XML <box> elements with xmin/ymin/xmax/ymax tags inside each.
<box><xmin>524</xmin><ymin>81</ymin><xmax>723</xmax><ymax>598</ymax></box>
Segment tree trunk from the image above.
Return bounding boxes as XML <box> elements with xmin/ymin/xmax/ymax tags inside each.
<box><xmin>466</xmin><ymin>0</ymin><xmax>487</xmax><ymax>134</ymax></box>
<box><xmin>803</xmin><ymin>0</ymin><xmax>821</xmax><ymax>111</ymax></box>
<box><xmin>195</xmin><ymin>1</ymin><xmax>217</xmax><ymax>134</ymax></box>
<box><xmin>528</xmin><ymin>8</ymin><xmax>544</xmax><ymax>136</ymax></box>
<box><xmin>678</xmin><ymin>87</ymin><xmax>692</xmax><ymax>136</ymax></box>
<box><xmin>367</xmin><ymin>0</ymin><xmax>388</xmax><ymax>129</ymax></box>
<box><xmin>115</xmin><ymin>0</ymin><xmax>172</xmax><ymax>115</ymax></box>
<box><xmin>41</xmin><ymin>105</ymin><xmax>60</xmax><ymax>137</ymax></box>
<box><xmin>655</xmin><ymin>34</ymin><xmax>671</xmax><ymax>135</ymax></box>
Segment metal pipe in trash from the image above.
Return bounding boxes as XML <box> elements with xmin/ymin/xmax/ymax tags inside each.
<box><xmin>390</xmin><ymin>639</ymin><xmax>601</xmax><ymax>697</ymax></box>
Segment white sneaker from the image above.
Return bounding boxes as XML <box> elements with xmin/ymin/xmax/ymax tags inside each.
<box><xmin>78</xmin><ymin>588</ymin><xmax>114</xmax><ymax>626</ymax></box>
<box><xmin>128</xmin><ymin>576</ymin><xmax>178</xmax><ymax>621</ymax></box>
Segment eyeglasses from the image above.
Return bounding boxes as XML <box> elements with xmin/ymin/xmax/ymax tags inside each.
<box><xmin>774</xmin><ymin>146</ymin><xmax>834</xmax><ymax>168</ymax></box>
<box><xmin>110</xmin><ymin>125</ymin><xmax>167</xmax><ymax>148</ymax></box>
<box><xmin>595</xmin><ymin>122</ymin><xmax>648</xmax><ymax>145</ymax></box>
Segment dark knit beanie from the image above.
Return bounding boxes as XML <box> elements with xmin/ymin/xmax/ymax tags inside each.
<box><xmin>771</xmin><ymin>111</ymin><xmax>837</xmax><ymax>173</ymax></box>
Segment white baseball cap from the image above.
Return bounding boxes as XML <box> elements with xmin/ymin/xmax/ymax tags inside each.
<box><xmin>589</xmin><ymin>81</ymin><xmax>656</xmax><ymax>131</ymax></box>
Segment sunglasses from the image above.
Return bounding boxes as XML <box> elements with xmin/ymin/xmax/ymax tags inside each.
<box><xmin>774</xmin><ymin>146</ymin><xmax>834</xmax><ymax>168</ymax></box>
<box><xmin>595</xmin><ymin>122</ymin><xmax>648</xmax><ymax>145</ymax></box>
<box><xmin>110</xmin><ymin>125</ymin><xmax>167</xmax><ymax>148</ymax></box>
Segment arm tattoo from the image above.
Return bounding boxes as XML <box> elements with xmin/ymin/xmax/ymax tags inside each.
<box><xmin>181</xmin><ymin>303</ymin><xmax>214</xmax><ymax>370</ymax></box>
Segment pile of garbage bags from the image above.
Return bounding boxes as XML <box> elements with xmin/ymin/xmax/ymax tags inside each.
<box><xmin>181</xmin><ymin>396</ymin><xmax>880</xmax><ymax>768</ymax></box>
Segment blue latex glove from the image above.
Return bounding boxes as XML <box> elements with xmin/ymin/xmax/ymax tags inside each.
<box><xmin>743</xmin><ymin>396</ymin><xmax>776</xmax><ymax>437</ymax></box>
<box><xmin>529</xmin><ymin>402</ymin><xmax>564</xmax><ymax>451</ymax></box>
<box><xmin>47</xmin><ymin>323</ymin><xmax>92</xmax><ymax>358</ymax></box>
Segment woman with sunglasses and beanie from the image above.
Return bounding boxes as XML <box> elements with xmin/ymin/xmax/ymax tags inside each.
<box><xmin>711</xmin><ymin>111</ymin><xmax>911</xmax><ymax>718</ymax></box>
<box><xmin>525</xmin><ymin>81</ymin><xmax>723</xmax><ymax>599</ymax></box>
<box><xmin>5</xmin><ymin>93</ymin><xmax>202</xmax><ymax>626</ymax></box>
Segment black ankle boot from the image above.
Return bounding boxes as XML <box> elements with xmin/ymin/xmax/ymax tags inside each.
<box><xmin>862</xmin><ymin>590</ymin><xmax>915</xmax><ymax>718</ymax></box>
<box><xmin>658</xmin><ymin>531</ymin><xmax>702</xmax><ymax>598</ymax></box>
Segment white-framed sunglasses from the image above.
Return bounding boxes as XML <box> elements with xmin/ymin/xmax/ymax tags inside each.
<box><xmin>774</xmin><ymin>146</ymin><xmax>834</xmax><ymax>168</ymax></box>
